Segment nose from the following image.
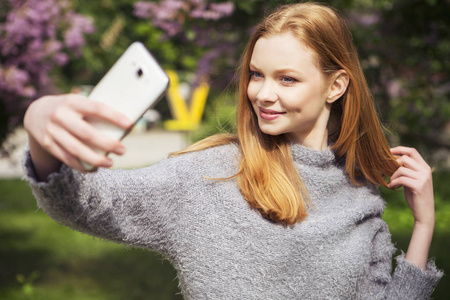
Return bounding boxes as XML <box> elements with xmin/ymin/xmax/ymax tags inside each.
<box><xmin>256</xmin><ymin>80</ymin><xmax>278</xmax><ymax>103</ymax></box>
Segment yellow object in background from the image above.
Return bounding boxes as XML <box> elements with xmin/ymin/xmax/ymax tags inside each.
<box><xmin>164</xmin><ymin>70</ymin><xmax>210</xmax><ymax>131</ymax></box>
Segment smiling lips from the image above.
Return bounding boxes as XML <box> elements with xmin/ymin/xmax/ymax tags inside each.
<box><xmin>259</xmin><ymin>107</ymin><xmax>286</xmax><ymax>120</ymax></box>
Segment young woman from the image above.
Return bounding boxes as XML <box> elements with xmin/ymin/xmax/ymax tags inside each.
<box><xmin>23</xmin><ymin>3</ymin><xmax>442</xmax><ymax>299</ymax></box>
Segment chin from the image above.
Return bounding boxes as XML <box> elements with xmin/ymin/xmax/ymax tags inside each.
<box><xmin>259</xmin><ymin>126</ymin><xmax>283</xmax><ymax>137</ymax></box>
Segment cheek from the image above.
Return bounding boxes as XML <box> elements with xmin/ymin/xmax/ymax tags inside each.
<box><xmin>283</xmin><ymin>85</ymin><xmax>325</xmax><ymax>113</ymax></box>
<box><xmin>247</xmin><ymin>83</ymin><xmax>256</xmax><ymax>103</ymax></box>
<box><xmin>278</xmin><ymin>92</ymin><xmax>303</xmax><ymax>113</ymax></box>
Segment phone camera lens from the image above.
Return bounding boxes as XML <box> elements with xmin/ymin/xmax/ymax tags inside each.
<box><xmin>137</xmin><ymin>68</ymin><xmax>143</xmax><ymax>78</ymax></box>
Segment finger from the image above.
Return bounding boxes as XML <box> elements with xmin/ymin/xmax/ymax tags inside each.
<box><xmin>57</xmin><ymin>142</ymin><xmax>113</xmax><ymax>172</ymax></box>
<box><xmin>59</xmin><ymin>114</ymin><xmax>126</xmax><ymax>156</ymax></box>
<box><xmin>396</xmin><ymin>155</ymin><xmax>423</xmax><ymax>172</ymax></box>
<box><xmin>64</xmin><ymin>94</ymin><xmax>133</xmax><ymax>129</ymax></box>
<box><xmin>49</xmin><ymin>124</ymin><xmax>113</xmax><ymax>168</ymax></box>
<box><xmin>50</xmin><ymin>105</ymin><xmax>126</xmax><ymax>156</ymax></box>
<box><xmin>390</xmin><ymin>146</ymin><xmax>427</xmax><ymax>166</ymax></box>
<box><xmin>390</xmin><ymin>166</ymin><xmax>418</xmax><ymax>182</ymax></box>
<box><xmin>388</xmin><ymin>176</ymin><xmax>416</xmax><ymax>190</ymax></box>
<box><xmin>43</xmin><ymin>134</ymin><xmax>96</xmax><ymax>172</ymax></box>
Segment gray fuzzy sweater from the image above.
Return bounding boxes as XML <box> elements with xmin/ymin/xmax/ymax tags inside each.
<box><xmin>24</xmin><ymin>143</ymin><xmax>443</xmax><ymax>299</ymax></box>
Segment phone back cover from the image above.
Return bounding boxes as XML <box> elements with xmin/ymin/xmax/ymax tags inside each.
<box><xmin>88</xmin><ymin>42</ymin><xmax>169</xmax><ymax>140</ymax></box>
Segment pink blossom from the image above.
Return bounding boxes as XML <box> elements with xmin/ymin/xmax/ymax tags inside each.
<box><xmin>386</xmin><ymin>80</ymin><xmax>404</xmax><ymax>99</ymax></box>
<box><xmin>0</xmin><ymin>0</ymin><xmax>95</xmax><ymax>133</ymax></box>
<box><xmin>134</xmin><ymin>0</ymin><xmax>237</xmax><ymax>85</ymax></box>
<box><xmin>210</xmin><ymin>2</ymin><xmax>234</xmax><ymax>16</ymax></box>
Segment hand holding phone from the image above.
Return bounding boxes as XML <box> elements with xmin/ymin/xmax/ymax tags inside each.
<box><xmin>82</xmin><ymin>42</ymin><xmax>169</xmax><ymax>170</ymax></box>
<box><xmin>24</xmin><ymin>93</ymin><xmax>132</xmax><ymax>179</ymax></box>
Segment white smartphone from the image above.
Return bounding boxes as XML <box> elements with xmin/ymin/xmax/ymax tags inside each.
<box><xmin>82</xmin><ymin>42</ymin><xmax>169</xmax><ymax>170</ymax></box>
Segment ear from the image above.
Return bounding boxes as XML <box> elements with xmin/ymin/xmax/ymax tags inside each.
<box><xmin>326</xmin><ymin>70</ymin><xmax>349</xmax><ymax>104</ymax></box>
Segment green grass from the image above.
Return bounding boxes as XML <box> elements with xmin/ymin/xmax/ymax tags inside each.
<box><xmin>1</xmin><ymin>173</ymin><xmax>449</xmax><ymax>299</ymax></box>
<box><xmin>0</xmin><ymin>179</ymin><xmax>182</xmax><ymax>300</ymax></box>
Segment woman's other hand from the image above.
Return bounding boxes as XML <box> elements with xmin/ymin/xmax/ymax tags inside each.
<box><xmin>388</xmin><ymin>146</ymin><xmax>435</xmax><ymax>269</ymax></box>
<box><xmin>24</xmin><ymin>94</ymin><xmax>133</xmax><ymax>180</ymax></box>
<box><xmin>388</xmin><ymin>146</ymin><xmax>435</xmax><ymax>227</ymax></box>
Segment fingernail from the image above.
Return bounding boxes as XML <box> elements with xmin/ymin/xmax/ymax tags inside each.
<box><xmin>114</xmin><ymin>145</ymin><xmax>125</xmax><ymax>155</ymax></box>
<box><xmin>120</xmin><ymin>118</ymin><xmax>132</xmax><ymax>128</ymax></box>
<box><xmin>104</xmin><ymin>158</ymin><xmax>113</xmax><ymax>167</ymax></box>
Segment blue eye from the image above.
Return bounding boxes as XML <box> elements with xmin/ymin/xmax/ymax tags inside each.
<box><xmin>249</xmin><ymin>71</ymin><xmax>263</xmax><ymax>79</ymax></box>
<box><xmin>281</xmin><ymin>76</ymin><xmax>296</xmax><ymax>83</ymax></box>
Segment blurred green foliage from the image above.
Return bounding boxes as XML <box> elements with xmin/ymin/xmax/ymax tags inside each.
<box><xmin>189</xmin><ymin>91</ymin><xmax>236</xmax><ymax>142</ymax></box>
<box><xmin>1</xmin><ymin>0</ymin><xmax>448</xmax><ymax>165</ymax></box>
<box><xmin>348</xmin><ymin>0</ymin><xmax>450</xmax><ymax>159</ymax></box>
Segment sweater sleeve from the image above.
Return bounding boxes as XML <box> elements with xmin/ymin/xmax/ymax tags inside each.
<box><xmin>22</xmin><ymin>150</ymin><xmax>184</xmax><ymax>256</ymax></box>
<box><xmin>361</xmin><ymin>220</ymin><xmax>443</xmax><ymax>299</ymax></box>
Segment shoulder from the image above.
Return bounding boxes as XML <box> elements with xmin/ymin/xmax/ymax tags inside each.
<box><xmin>170</xmin><ymin>142</ymin><xmax>239</xmax><ymax>162</ymax></box>
<box><xmin>165</xmin><ymin>143</ymin><xmax>240</xmax><ymax>178</ymax></box>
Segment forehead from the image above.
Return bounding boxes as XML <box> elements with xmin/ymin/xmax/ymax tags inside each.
<box><xmin>251</xmin><ymin>32</ymin><xmax>318</xmax><ymax>71</ymax></box>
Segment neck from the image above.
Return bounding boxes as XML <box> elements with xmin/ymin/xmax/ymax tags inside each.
<box><xmin>288</xmin><ymin>129</ymin><xmax>329</xmax><ymax>151</ymax></box>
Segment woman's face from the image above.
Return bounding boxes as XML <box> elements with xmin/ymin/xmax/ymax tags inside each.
<box><xmin>247</xmin><ymin>32</ymin><xmax>332</xmax><ymax>149</ymax></box>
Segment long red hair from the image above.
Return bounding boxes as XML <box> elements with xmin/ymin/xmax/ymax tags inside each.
<box><xmin>172</xmin><ymin>3</ymin><xmax>399</xmax><ymax>225</ymax></box>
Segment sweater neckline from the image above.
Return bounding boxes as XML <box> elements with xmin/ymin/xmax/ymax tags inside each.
<box><xmin>290</xmin><ymin>143</ymin><xmax>336</xmax><ymax>167</ymax></box>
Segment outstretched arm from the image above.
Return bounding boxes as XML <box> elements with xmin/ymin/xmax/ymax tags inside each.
<box><xmin>23</xmin><ymin>94</ymin><xmax>183</xmax><ymax>254</ymax></box>
<box><xmin>388</xmin><ymin>146</ymin><xmax>435</xmax><ymax>270</ymax></box>
<box><xmin>24</xmin><ymin>94</ymin><xmax>133</xmax><ymax>180</ymax></box>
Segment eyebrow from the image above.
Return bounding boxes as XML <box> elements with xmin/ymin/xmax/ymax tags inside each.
<box><xmin>250</xmin><ymin>63</ymin><xmax>305</xmax><ymax>77</ymax></box>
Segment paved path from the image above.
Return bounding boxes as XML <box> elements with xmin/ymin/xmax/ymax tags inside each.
<box><xmin>0</xmin><ymin>128</ymin><xmax>190</xmax><ymax>178</ymax></box>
